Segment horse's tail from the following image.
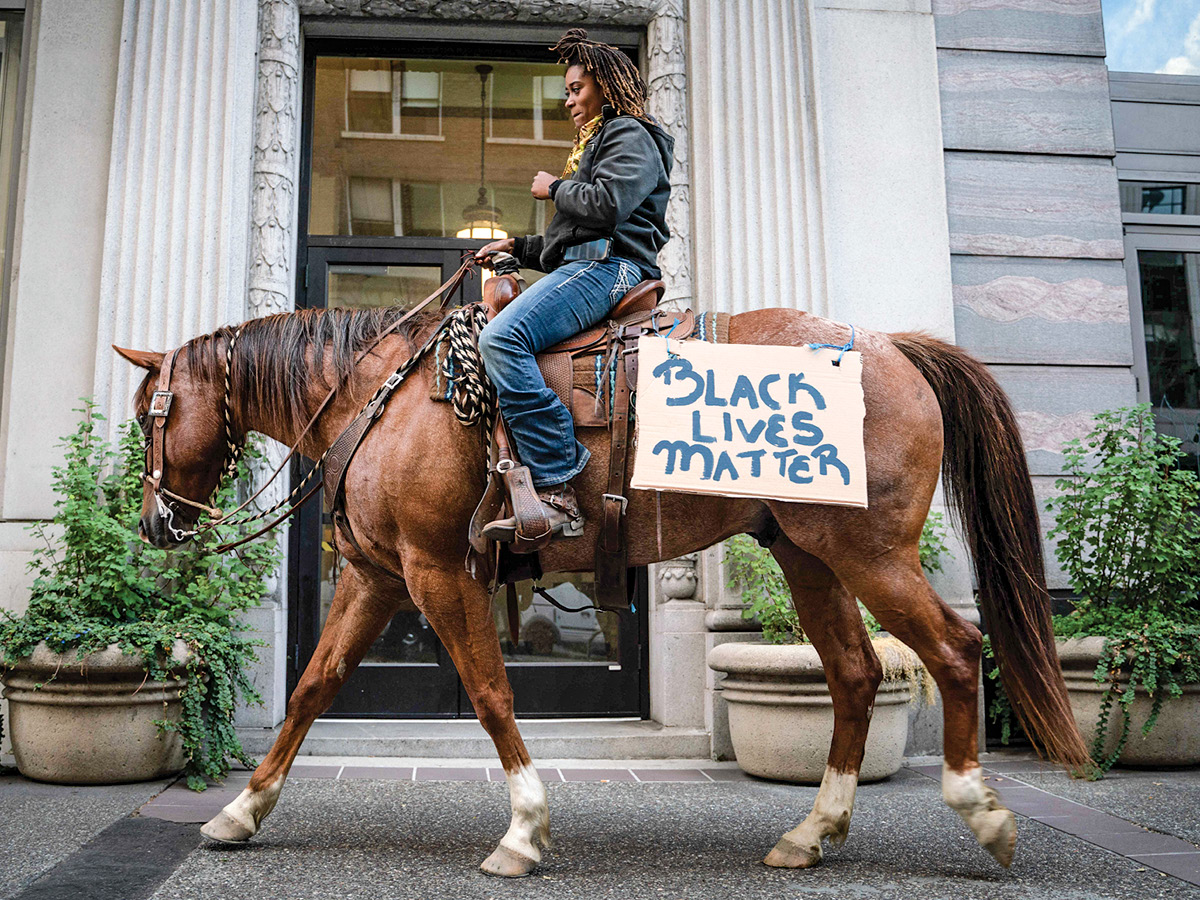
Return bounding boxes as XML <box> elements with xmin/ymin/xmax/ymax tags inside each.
<box><xmin>889</xmin><ymin>331</ymin><xmax>1091</xmax><ymax>772</ymax></box>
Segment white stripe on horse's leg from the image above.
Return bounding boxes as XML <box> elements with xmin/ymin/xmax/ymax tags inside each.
<box><xmin>500</xmin><ymin>764</ymin><xmax>550</xmax><ymax>859</ymax></box>
<box><xmin>481</xmin><ymin>764</ymin><xmax>549</xmax><ymax>877</ymax></box>
<box><xmin>201</xmin><ymin>774</ymin><xmax>285</xmax><ymax>843</ymax></box>
<box><xmin>942</xmin><ymin>764</ymin><xmax>1017</xmax><ymax>867</ymax></box>
<box><xmin>764</xmin><ymin>767</ymin><xmax>858</xmax><ymax>869</ymax></box>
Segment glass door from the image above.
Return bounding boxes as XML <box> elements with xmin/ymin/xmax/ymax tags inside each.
<box><xmin>291</xmin><ymin>38</ymin><xmax>649</xmax><ymax>719</ymax></box>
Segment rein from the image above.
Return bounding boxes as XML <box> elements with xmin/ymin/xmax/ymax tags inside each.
<box><xmin>144</xmin><ymin>256</ymin><xmax>479</xmax><ymax>548</ymax></box>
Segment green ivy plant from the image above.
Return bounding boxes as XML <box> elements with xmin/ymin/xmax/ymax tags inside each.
<box><xmin>1045</xmin><ymin>404</ymin><xmax>1200</xmax><ymax>773</ymax></box>
<box><xmin>0</xmin><ymin>400</ymin><xmax>281</xmax><ymax>790</ymax></box>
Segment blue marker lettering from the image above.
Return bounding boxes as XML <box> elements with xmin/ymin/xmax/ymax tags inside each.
<box><xmin>652</xmin><ymin>358</ymin><xmax>704</xmax><ymax>406</ymax></box>
<box><xmin>788</xmin><ymin>373</ymin><xmax>826</xmax><ymax>409</ymax></box>
<box><xmin>791</xmin><ymin>410</ymin><xmax>824</xmax><ymax>447</ymax></box>
<box><xmin>736</xmin><ymin>449</ymin><xmax>766</xmax><ymax>477</ymax></box>
<box><xmin>713</xmin><ymin>451</ymin><xmax>739</xmax><ymax>481</ymax></box>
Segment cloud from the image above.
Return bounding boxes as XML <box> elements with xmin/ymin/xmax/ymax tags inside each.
<box><xmin>1157</xmin><ymin>10</ymin><xmax>1200</xmax><ymax>75</ymax></box>
<box><xmin>1121</xmin><ymin>0</ymin><xmax>1159</xmax><ymax>36</ymax></box>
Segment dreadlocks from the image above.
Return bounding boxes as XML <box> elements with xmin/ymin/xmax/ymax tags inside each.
<box><xmin>552</xmin><ymin>28</ymin><xmax>649</xmax><ymax>121</ymax></box>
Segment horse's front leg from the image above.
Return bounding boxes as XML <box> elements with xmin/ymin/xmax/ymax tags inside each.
<box><xmin>201</xmin><ymin>564</ymin><xmax>400</xmax><ymax>843</ymax></box>
<box><xmin>406</xmin><ymin>551</ymin><xmax>549</xmax><ymax>878</ymax></box>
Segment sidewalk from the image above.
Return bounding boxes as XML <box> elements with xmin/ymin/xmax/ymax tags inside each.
<box><xmin>3</xmin><ymin>751</ymin><xmax>1199</xmax><ymax>900</ymax></box>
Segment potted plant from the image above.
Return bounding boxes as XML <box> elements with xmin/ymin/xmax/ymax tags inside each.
<box><xmin>707</xmin><ymin>516</ymin><xmax>946</xmax><ymax>783</ymax></box>
<box><xmin>1046</xmin><ymin>404</ymin><xmax>1200</xmax><ymax>771</ymax></box>
<box><xmin>0</xmin><ymin>401</ymin><xmax>280</xmax><ymax>789</ymax></box>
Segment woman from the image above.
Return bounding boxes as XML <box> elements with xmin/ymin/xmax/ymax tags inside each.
<box><xmin>476</xmin><ymin>29</ymin><xmax>674</xmax><ymax>543</ymax></box>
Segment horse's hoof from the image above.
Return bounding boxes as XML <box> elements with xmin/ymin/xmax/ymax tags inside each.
<box><xmin>976</xmin><ymin>808</ymin><xmax>1017</xmax><ymax>868</ymax></box>
<box><xmin>481</xmin><ymin>844</ymin><xmax>538</xmax><ymax>877</ymax></box>
<box><xmin>763</xmin><ymin>836</ymin><xmax>822</xmax><ymax>869</ymax></box>
<box><xmin>200</xmin><ymin>811</ymin><xmax>255</xmax><ymax>844</ymax></box>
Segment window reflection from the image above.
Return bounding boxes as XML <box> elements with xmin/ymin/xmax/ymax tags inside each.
<box><xmin>494</xmin><ymin>572</ymin><xmax>620</xmax><ymax>665</ymax></box>
<box><xmin>311</xmin><ymin>57</ymin><xmax>571</xmax><ymax>238</ymax></box>
<box><xmin>1120</xmin><ymin>182</ymin><xmax>1197</xmax><ymax>216</ymax></box>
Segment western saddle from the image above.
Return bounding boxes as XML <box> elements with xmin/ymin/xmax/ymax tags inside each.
<box><xmin>468</xmin><ymin>253</ymin><xmax>697</xmax><ymax>613</ymax></box>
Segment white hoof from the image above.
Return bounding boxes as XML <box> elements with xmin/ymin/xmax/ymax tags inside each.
<box><xmin>481</xmin><ymin>843</ymin><xmax>539</xmax><ymax>877</ymax></box>
<box><xmin>201</xmin><ymin>810</ymin><xmax>255</xmax><ymax>844</ymax></box>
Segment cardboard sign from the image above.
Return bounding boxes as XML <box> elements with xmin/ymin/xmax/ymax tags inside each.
<box><xmin>630</xmin><ymin>337</ymin><xmax>868</xmax><ymax>507</ymax></box>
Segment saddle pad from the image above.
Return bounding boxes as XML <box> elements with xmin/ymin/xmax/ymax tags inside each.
<box><xmin>430</xmin><ymin>310</ymin><xmax>731</xmax><ymax>428</ymax></box>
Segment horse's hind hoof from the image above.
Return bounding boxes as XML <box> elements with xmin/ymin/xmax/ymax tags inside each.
<box><xmin>976</xmin><ymin>808</ymin><xmax>1017</xmax><ymax>868</ymax></box>
<box><xmin>201</xmin><ymin>810</ymin><xmax>255</xmax><ymax>844</ymax></box>
<box><xmin>481</xmin><ymin>844</ymin><xmax>538</xmax><ymax>877</ymax></box>
<box><xmin>763</xmin><ymin>835</ymin><xmax>822</xmax><ymax>869</ymax></box>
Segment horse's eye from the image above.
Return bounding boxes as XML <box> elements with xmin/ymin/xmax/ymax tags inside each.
<box><xmin>137</xmin><ymin>413</ymin><xmax>151</xmax><ymax>438</ymax></box>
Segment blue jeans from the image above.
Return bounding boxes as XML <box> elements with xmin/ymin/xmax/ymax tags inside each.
<box><xmin>479</xmin><ymin>257</ymin><xmax>641</xmax><ymax>487</ymax></box>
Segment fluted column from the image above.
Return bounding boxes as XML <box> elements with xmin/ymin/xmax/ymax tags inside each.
<box><xmin>93</xmin><ymin>0</ymin><xmax>259</xmax><ymax>433</ymax></box>
<box><xmin>646</xmin><ymin>0</ymin><xmax>692</xmax><ymax>309</ymax></box>
<box><xmin>688</xmin><ymin>0</ymin><xmax>831</xmax><ymax>316</ymax></box>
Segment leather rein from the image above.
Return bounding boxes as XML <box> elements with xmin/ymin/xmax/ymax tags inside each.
<box><xmin>142</xmin><ymin>256</ymin><xmax>479</xmax><ymax>552</ymax></box>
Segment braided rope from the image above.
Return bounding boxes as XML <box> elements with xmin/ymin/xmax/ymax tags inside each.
<box><xmin>443</xmin><ymin>304</ymin><xmax>496</xmax><ymax>435</ymax></box>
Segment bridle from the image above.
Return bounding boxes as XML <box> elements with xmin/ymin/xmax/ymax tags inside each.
<box><xmin>141</xmin><ymin>324</ymin><xmax>246</xmax><ymax>543</ymax></box>
<box><xmin>139</xmin><ymin>255</ymin><xmax>480</xmax><ymax>550</ymax></box>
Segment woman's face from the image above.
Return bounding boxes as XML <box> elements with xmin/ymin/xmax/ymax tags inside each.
<box><xmin>564</xmin><ymin>64</ymin><xmax>606</xmax><ymax>128</ymax></box>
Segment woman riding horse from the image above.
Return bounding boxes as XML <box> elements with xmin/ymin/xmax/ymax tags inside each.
<box><xmin>475</xmin><ymin>29</ymin><xmax>674</xmax><ymax>542</ymax></box>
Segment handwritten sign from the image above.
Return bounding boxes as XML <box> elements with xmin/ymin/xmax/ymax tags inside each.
<box><xmin>630</xmin><ymin>337</ymin><xmax>868</xmax><ymax>507</ymax></box>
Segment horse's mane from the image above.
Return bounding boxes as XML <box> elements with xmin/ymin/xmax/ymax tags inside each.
<box><xmin>183</xmin><ymin>306</ymin><xmax>446</xmax><ymax>433</ymax></box>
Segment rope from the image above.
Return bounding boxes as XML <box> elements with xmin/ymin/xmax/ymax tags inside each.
<box><xmin>808</xmin><ymin>324</ymin><xmax>856</xmax><ymax>366</ymax></box>
<box><xmin>442</xmin><ymin>304</ymin><xmax>497</xmax><ymax>434</ymax></box>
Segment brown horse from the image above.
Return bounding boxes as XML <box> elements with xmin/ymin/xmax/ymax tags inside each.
<box><xmin>114</xmin><ymin>303</ymin><xmax>1090</xmax><ymax>877</ymax></box>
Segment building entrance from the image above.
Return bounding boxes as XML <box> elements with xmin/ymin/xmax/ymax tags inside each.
<box><xmin>289</xmin><ymin>38</ymin><xmax>648</xmax><ymax>719</ymax></box>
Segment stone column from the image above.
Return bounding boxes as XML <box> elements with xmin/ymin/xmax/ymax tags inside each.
<box><xmin>645</xmin><ymin>0</ymin><xmax>692</xmax><ymax>310</ymax></box>
<box><xmin>93</xmin><ymin>0</ymin><xmax>259</xmax><ymax>432</ymax></box>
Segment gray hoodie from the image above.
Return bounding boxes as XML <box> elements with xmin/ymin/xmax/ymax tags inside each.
<box><xmin>512</xmin><ymin>104</ymin><xmax>674</xmax><ymax>280</ymax></box>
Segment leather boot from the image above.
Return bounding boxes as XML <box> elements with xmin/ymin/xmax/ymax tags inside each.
<box><xmin>482</xmin><ymin>483</ymin><xmax>585</xmax><ymax>544</ymax></box>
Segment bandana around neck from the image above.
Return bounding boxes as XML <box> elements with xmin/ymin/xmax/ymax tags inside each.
<box><xmin>561</xmin><ymin>113</ymin><xmax>604</xmax><ymax>179</ymax></box>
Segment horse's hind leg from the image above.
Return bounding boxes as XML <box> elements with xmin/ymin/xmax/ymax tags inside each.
<box><xmin>405</xmin><ymin>554</ymin><xmax>548</xmax><ymax>878</ymax></box>
<box><xmin>201</xmin><ymin>564</ymin><xmax>398</xmax><ymax>843</ymax></box>
<box><xmin>761</xmin><ymin>537</ymin><xmax>882</xmax><ymax>869</ymax></box>
<box><xmin>834</xmin><ymin>552</ymin><xmax>1017</xmax><ymax>867</ymax></box>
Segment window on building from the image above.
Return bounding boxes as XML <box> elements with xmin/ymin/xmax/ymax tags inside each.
<box><xmin>1120</xmin><ymin>181</ymin><xmax>1197</xmax><ymax>216</ymax></box>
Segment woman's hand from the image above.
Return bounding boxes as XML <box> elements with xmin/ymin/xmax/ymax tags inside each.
<box><xmin>531</xmin><ymin>171</ymin><xmax>557</xmax><ymax>200</ymax></box>
<box><xmin>474</xmin><ymin>237</ymin><xmax>515</xmax><ymax>262</ymax></box>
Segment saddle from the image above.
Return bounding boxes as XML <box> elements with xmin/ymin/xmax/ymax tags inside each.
<box><xmin>463</xmin><ymin>256</ymin><xmax>705</xmax><ymax>613</ymax></box>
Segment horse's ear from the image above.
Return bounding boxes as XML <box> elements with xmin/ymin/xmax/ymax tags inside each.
<box><xmin>112</xmin><ymin>345</ymin><xmax>165</xmax><ymax>370</ymax></box>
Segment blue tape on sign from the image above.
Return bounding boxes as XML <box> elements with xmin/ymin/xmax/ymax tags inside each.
<box><xmin>807</xmin><ymin>324</ymin><xmax>855</xmax><ymax>365</ymax></box>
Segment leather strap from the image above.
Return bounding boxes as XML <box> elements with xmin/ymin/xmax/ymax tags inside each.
<box><xmin>594</xmin><ymin>324</ymin><xmax>634</xmax><ymax>611</ymax></box>
<box><xmin>146</xmin><ymin>348</ymin><xmax>180</xmax><ymax>496</ymax></box>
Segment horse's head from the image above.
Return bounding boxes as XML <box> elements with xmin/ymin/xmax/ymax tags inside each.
<box><xmin>114</xmin><ymin>343</ymin><xmax>235</xmax><ymax>548</ymax></box>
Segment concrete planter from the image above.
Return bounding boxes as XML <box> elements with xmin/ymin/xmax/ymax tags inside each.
<box><xmin>708</xmin><ymin>640</ymin><xmax>919</xmax><ymax>784</ymax></box>
<box><xmin>1058</xmin><ymin>636</ymin><xmax>1200</xmax><ymax>767</ymax></box>
<box><xmin>1</xmin><ymin>640</ymin><xmax>191</xmax><ymax>784</ymax></box>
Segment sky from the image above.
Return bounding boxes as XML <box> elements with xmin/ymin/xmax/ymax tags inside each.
<box><xmin>1102</xmin><ymin>0</ymin><xmax>1200</xmax><ymax>74</ymax></box>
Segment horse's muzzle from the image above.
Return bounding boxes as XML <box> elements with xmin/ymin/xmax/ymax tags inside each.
<box><xmin>140</xmin><ymin>512</ymin><xmax>187</xmax><ymax>549</ymax></box>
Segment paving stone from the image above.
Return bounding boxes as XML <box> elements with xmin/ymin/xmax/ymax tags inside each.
<box><xmin>338</xmin><ymin>766</ymin><xmax>414</xmax><ymax>781</ymax></box>
<box><xmin>631</xmin><ymin>769</ymin><xmax>710</xmax><ymax>782</ymax></box>
<box><xmin>558</xmin><ymin>767</ymin><xmax>637</xmax><ymax>782</ymax></box>
<box><xmin>413</xmin><ymin>767</ymin><xmax>487</xmax><ymax>782</ymax></box>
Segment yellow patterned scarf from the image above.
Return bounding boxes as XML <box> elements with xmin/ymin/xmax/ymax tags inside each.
<box><xmin>560</xmin><ymin>114</ymin><xmax>604</xmax><ymax>179</ymax></box>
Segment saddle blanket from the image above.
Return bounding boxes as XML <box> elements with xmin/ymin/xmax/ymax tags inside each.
<box><xmin>629</xmin><ymin>336</ymin><xmax>868</xmax><ymax>508</ymax></box>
